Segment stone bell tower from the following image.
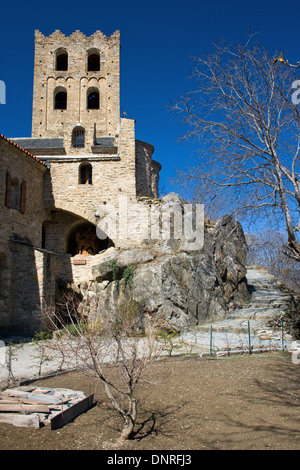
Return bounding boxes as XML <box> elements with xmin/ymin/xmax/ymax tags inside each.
<box><xmin>31</xmin><ymin>29</ymin><xmax>121</xmax><ymax>154</ymax></box>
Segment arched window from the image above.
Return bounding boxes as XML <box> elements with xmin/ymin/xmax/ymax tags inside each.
<box><xmin>54</xmin><ymin>88</ymin><xmax>67</xmax><ymax>110</ymax></box>
<box><xmin>87</xmin><ymin>51</ymin><xmax>100</xmax><ymax>71</ymax></box>
<box><xmin>72</xmin><ymin>127</ymin><xmax>85</xmax><ymax>148</ymax></box>
<box><xmin>87</xmin><ymin>89</ymin><xmax>99</xmax><ymax>109</ymax></box>
<box><xmin>55</xmin><ymin>49</ymin><xmax>68</xmax><ymax>71</ymax></box>
<box><xmin>79</xmin><ymin>163</ymin><xmax>92</xmax><ymax>184</ymax></box>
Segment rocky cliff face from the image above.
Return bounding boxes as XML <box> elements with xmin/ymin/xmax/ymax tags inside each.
<box><xmin>72</xmin><ymin>194</ymin><xmax>250</xmax><ymax>332</ymax></box>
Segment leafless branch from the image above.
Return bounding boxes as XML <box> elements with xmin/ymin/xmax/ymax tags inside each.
<box><xmin>170</xmin><ymin>35</ymin><xmax>300</xmax><ymax>260</ymax></box>
<box><xmin>41</xmin><ymin>293</ymin><xmax>163</xmax><ymax>441</ymax></box>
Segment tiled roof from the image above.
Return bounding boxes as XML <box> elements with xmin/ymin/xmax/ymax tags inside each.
<box><xmin>0</xmin><ymin>134</ymin><xmax>48</xmax><ymax>167</ymax></box>
<box><xmin>11</xmin><ymin>138</ymin><xmax>64</xmax><ymax>150</ymax></box>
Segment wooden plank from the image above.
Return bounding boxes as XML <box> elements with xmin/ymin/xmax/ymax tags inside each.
<box><xmin>6</xmin><ymin>390</ymin><xmax>30</xmax><ymax>398</ymax></box>
<box><xmin>50</xmin><ymin>394</ymin><xmax>94</xmax><ymax>430</ymax></box>
<box><xmin>17</xmin><ymin>386</ymin><xmax>36</xmax><ymax>392</ymax></box>
<box><xmin>0</xmin><ymin>396</ymin><xmax>22</xmax><ymax>402</ymax></box>
<box><xmin>0</xmin><ymin>399</ymin><xmax>68</xmax><ymax>408</ymax></box>
<box><xmin>0</xmin><ymin>413</ymin><xmax>40</xmax><ymax>428</ymax></box>
<box><xmin>0</xmin><ymin>403</ymin><xmax>50</xmax><ymax>413</ymax></box>
<box><xmin>2</xmin><ymin>398</ymin><xmax>36</xmax><ymax>405</ymax></box>
<box><xmin>0</xmin><ymin>399</ymin><xmax>25</xmax><ymax>404</ymax></box>
<box><xmin>1</xmin><ymin>394</ymin><xmax>51</xmax><ymax>402</ymax></box>
<box><xmin>26</xmin><ymin>396</ymin><xmax>69</xmax><ymax>405</ymax></box>
<box><xmin>5</xmin><ymin>390</ymin><xmax>66</xmax><ymax>405</ymax></box>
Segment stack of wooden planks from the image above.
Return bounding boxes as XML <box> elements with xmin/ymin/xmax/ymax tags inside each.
<box><xmin>0</xmin><ymin>386</ymin><xmax>94</xmax><ymax>429</ymax></box>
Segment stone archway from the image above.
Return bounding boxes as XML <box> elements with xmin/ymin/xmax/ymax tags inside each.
<box><xmin>66</xmin><ymin>221</ymin><xmax>113</xmax><ymax>256</ymax></box>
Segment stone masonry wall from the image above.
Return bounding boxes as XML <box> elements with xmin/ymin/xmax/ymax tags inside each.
<box><xmin>43</xmin><ymin>118</ymin><xmax>137</xmax><ymax>225</ymax></box>
<box><xmin>1</xmin><ymin>241</ymin><xmax>59</xmax><ymax>336</ymax></box>
<box><xmin>0</xmin><ymin>138</ymin><xmax>47</xmax><ymax>251</ymax></box>
<box><xmin>151</xmin><ymin>160</ymin><xmax>161</xmax><ymax>199</ymax></box>
<box><xmin>0</xmin><ymin>137</ymin><xmax>56</xmax><ymax>336</ymax></box>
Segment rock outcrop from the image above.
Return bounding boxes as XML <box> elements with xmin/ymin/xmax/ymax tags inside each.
<box><xmin>73</xmin><ymin>194</ymin><xmax>250</xmax><ymax>332</ymax></box>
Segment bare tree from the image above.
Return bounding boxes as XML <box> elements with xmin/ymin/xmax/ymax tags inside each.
<box><xmin>170</xmin><ymin>33</ymin><xmax>300</xmax><ymax>261</ymax></box>
<box><xmin>42</xmin><ymin>294</ymin><xmax>163</xmax><ymax>441</ymax></box>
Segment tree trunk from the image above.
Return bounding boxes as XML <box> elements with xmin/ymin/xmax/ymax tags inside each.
<box><xmin>120</xmin><ymin>417</ymin><xmax>135</xmax><ymax>440</ymax></box>
<box><xmin>119</xmin><ymin>398</ymin><xmax>137</xmax><ymax>440</ymax></box>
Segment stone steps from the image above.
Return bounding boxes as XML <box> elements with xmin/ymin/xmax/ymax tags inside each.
<box><xmin>179</xmin><ymin>266</ymin><xmax>295</xmax><ymax>353</ymax></box>
<box><xmin>196</xmin><ymin>320</ymin><xmax>282</xmax><ymax>336</ymax></box>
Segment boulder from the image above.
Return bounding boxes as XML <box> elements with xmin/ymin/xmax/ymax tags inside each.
<box><xmin>76</xmin><ymin>194</ymin><xmax>250</xmax><ymax>332</ymax></box>
<box><xmin>116</xmin><ymin>249</ymin><xmax>154</xmax><ymax>268</ymax></box>
<box><xmin>212</xmin><ymin>214</ymin><xmax>249</xmax><ymax>308</ymax></box>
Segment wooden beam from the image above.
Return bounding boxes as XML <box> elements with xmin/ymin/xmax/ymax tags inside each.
<box><xmin>4</xmin><ymin>390</ymin><xmax>67</xmax><ymax>405</ymax></box>
<box><xmin>0</xmin><ymin>404</ymin><xmax>50</xmax><ymax>413</ymax></box>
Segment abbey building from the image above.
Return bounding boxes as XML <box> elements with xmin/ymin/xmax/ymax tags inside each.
<box><xmin>0</xmin><ymin>29</ymin><xmax>161</xmax><ymax>335</ymax></box>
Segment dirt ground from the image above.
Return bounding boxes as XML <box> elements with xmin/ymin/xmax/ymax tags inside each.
<box><xmin>0</xmin><ymin>352</ymin><xmax>299</xmax><ymax>451</ymax></box>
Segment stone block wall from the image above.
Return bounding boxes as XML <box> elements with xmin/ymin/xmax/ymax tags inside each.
<box><xmin>135</xmin><ymin>141</ymin><xmax>161</xmax><ymax>199</ymax></box>
<box><xmin>2</xmin><ymin>242</ymin><xmax>59</xmax><ymax>336</ymax></box>
<box><xmin>43</xmin><ymin>118</ymin><xmax>137</xmax><ymax>223</ymax></box>
<box><xmin>0</xmin><ymin>137</ymin><xmax>47</xmax><ymax>251</ymax></box>
<box><xmin>151</xmin><ymin>160</ymin><xmax>161</xmax><ymax>199</ymax></box>
<box><xmin>0</xmin><ymin>137</ymin><xmax>57</xmax><ymax>336</ymax></box>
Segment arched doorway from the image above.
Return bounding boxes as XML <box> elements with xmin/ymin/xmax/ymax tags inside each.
<box><xmin>66</xmin><ymin>221</ymin><xmax>113</xmax><ymax>256</ymax></box>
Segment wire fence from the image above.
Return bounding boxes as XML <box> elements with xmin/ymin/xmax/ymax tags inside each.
<box><xmin>162</xmin><ymin>320</ymin><xmax>289</xmax><ymax>358</ymax></box>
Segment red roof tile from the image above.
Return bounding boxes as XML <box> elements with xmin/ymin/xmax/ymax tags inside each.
<box><xmin>0</xmin><ymin>134</ymin><xmax>48</xmax><ymax>167</ymax></box>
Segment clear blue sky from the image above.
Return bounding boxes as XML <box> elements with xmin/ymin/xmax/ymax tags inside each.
<box><xmin>1</xmin><ymin>0</ymin><xmax>300</xmax><ymax>197</ymax></box>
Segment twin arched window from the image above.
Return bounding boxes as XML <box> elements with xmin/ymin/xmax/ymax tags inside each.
<box><xmin>53</xmin><ymin>49</ymin><xmax>100</xmax><ymax>110</ymax></box>
<box><xmin>53</xmin><ymin>87</ymin><xmax>99</xmax><ymax>110</ymax></box>
<box><xmin>54</xmin><ymin>49</ymin><xmax>100</xmax><ymax>72</ymax></box>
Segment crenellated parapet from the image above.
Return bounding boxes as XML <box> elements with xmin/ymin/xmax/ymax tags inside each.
<box><xmin>35</xmin><ymin>29</ymin><xmax>120</xmax><ymax>39</ymax></box>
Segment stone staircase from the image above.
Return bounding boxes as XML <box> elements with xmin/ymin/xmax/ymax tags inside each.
<box><xmin>179</xmin><ymin>266</ymin><xmax>298</xmax><ymax>354</ymax></box>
